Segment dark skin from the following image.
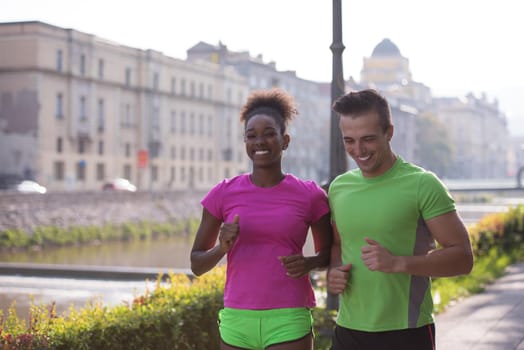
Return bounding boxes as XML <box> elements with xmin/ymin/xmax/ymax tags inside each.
<box><xmin>191</xmin><ymin>113</ymin><xmax>333</xmax><ymax>350</ymax></box>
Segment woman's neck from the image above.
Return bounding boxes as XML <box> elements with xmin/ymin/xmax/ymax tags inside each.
<box><xmin>250</xmin><ymin>170</ymin><xmax>285</xmax><ymax>188</ymax></box>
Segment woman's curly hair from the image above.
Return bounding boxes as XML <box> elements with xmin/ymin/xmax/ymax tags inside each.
<box><xmin>240</xmin><ymin>88</ymin><xmax>298</xmax><ymax>133</ymax></box>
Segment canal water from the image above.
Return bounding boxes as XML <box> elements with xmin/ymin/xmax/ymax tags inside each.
<box><xmin>0</xmin><ymin>234</ymin><xmax>195</xmax><ymax>319</ymax></box>
<box><xmin>0</xmin><ymin>234</ymin><xmax>195</xmax><ymax>269</ymax></box>
<box><xmin>0</xmin><ymin>234</ymin><xmax>316</xmax><ymax>321</ymax></box>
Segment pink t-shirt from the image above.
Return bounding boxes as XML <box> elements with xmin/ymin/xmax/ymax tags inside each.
<box><xmin>201</xmin><ymin>173</ymin><xmax>330</xmax><ymax>309</ymax></box>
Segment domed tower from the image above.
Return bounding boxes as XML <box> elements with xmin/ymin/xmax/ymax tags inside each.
<box><xmin>360</xmin><ymin>38</ymin><xmax>412</xmax><ymax>89</ymax></box>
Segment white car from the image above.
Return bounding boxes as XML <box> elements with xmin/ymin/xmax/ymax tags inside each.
<box><xmin>102</xmin><ymin>178</ymin><xmax>137</xmax><ymax>192</ymax></box>
<box><xmin>16</xmin><ymin>180</ymin><xmax>47</xmax><ymax>194</ymax></box>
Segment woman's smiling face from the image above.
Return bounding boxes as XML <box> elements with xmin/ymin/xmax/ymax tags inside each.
<box><xmin>244</xmin><ymin>114</ymin><xmax>289</xmax><ymax>168</ymax></box>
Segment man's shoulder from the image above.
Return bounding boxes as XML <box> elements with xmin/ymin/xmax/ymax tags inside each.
<box><xmin>397</xmin><ymin>161</ymin><xmax>449</xmax><ymax>194</ymax></box>
<box><xmin>398</xmin><ymin>160</ymin><xmax>439</xmax><ymax>178</ymax></box>
<box><xmin>328</xmin><ymin>170</ymin><xmax>361</xmax><ymax>194</ymax></box>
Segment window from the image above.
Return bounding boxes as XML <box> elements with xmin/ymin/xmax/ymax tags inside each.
<box><xmin>171</xmin><ymin>77</ymin><xmax>176</xmax><ymax>95</ymax></box>
<box><xmin>207</xmin><ymin>149</ymin><xmax>213</xmax><ymax>161</ymax></box>
<box><xmin>190</xmin><ymin>148</ymin><xmax>195</xmax><ymax>161</ymax></box>
<box><xmin>80</xmin><ymin>96</ymin><xmax>87</xmax><ymax>120</ymax></box>
<box><xmin>226</xmin><ymin>117</ymin><xmax>231</xmax><ymax>138</ymax></box>
<box><xmin>152</xmin><ymin>107</ymin><xmax>160</xmax><ymax>130</ymax></box>
<box><xmin>199</xmin><ymin>114</ymin><xmax>204</xmax><ymax>135</ymax></box>
<box><xmin>97</xmin><ymin>98</ymin><xmax>104</xmax><ymax>131</ymax></box>
<box><xmin>151</xmin><ymin>165</ymin><xmax>158</xmax><ymax>182</ymax></box>
<box><xmin>180</xmin><ymin>111</ymin><xmax>186</xmax><ymax>133</ymax></box>
<box><xmin>190</xmin><ymin>81</ymin><xmax>195</xmax><ymax>97</ymax></box>
<box><xmin>153</xmin><ymin>73</ymin><xmax>159</xmax><ymax>90</ymax></box>
<box><xmin>124</xmin><ymin>104</ymin><xmax>131</xmax><ymax>127</ymax></box>
<box><xmin>189</xmin><ymin>113</ymin><xmax>195</xmax><ymax>135</ymax></box>
<box><xmin>199</xmin><ymin>148</ymin><xmax>204</xmax><ymax>161</ymax></box>
<box><xmin>98</xmin><ymin>59</ymin><xmax>104</xmax><ymax>79</ymax></box>
<box><xmin>125</xmin><ymin>143</ymin><xmax>131</xmax><ymax>157</ymax></box>
<box><xmin>170</xmin><ymin>110</ymin><xmax>176</xmax><ymax>133</ymax></box>
<box><xmin>181</xmin><ymin>146</ymin><xmax>186</xmax><ymax>160</ymax></box>
<box><xmin>170</xmin><ymin>166</ymin><xmax>175</xmax><ymax>183</ymax></box>
<box><xmin>171</xmin><ymin>146</ymin><xmax>176</xmax><ymax>160</ymax></box>
<box><xmin>222</xmin><ymin>148</ymin><xmax>232</xmax><ymax>161</ymax></box>
<box><xmin>56</xmin><ymin>93</ymin><xmax>63</xmax><ymax>119</ymax></box>
<box><xmin>80</xmin><ymin>55</ymin><xmax>86</xmax><ymax>75</ymax></box>
<box><xmin>98</xmin><ymin>141</ymin><xmax>104</xmax><ymax>155</ymax></box>
<box><xmin>181</xmin><ymin>79</ymin><xmax>186</xmax><ymax>95</ymax></box>
<box><xmin>123</xmin><ymin>164</ymin><xmax>132</xmax><ymax>180</ymax></box>
<box><xmin>56</xmin><ymin>49</ymin><xmax>63</xmax><ymax>72</ymax></box>
<box><xmin>199</xmin><ymin>83</ymin><xmax>204</xmax><ymax>98</ymax></box>
<box><xmin>54</xmin><ymin>161</ymin><xmax>64</xmax><ymax>180</ymax></box>
<box><xmin>125</xmin><ymin>67</ymin><xmax>131</xmax><ymax>86</ymax></box>
<box><xmin>78</xmin><ymin>139</ymin><xmax>85</xmax><ymax>154</ymax></box>
<box><xmin>96</xmin><ymin>163</ymin><xmax>105</xmax><ymax>181</ymax></box>
<box><xmin>208</xmin><ymin>115</ymin><xmax>213</xmax><ymax>136</ymax></box>
<box><xmin>76</xmin><ymin>161</ymin><xmax>86</xmax><ymax>181</ymax></box>
<box><xmin>56</xmin><ymin>137</ymin><xmax>63</xmax><ymax>153</ymax></box>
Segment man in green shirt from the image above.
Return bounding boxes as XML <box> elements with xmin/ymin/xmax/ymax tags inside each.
<box><xmin>327</xmin><ymin>89</ymin><xmax>473</xmax><ymax>350</ymax></box>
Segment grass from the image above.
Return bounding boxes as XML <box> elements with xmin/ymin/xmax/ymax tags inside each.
<box><xmin>432</xmin><ymin>245</ymin><xmax>523</xmax><ymax>314</ymax></box>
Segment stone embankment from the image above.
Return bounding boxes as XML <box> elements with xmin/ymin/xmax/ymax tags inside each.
<box><xmin>0</xmin><ymin>190</ymin><xmax>206</xmax><ymax>233</ymax></box>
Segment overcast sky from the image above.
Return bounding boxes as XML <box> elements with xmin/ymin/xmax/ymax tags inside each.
<box><xmin>2</xmin><ymin>0</ymin><xmax>523</xmax><ymax>134</ymax></box>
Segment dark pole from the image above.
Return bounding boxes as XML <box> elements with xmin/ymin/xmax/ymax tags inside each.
<box><xmin>329</xmin><ymin>0</ymin><xmax>347</xmax><ymax>180</ymax></box>
<box><xmin>326</xmin><ymin>0</ymin><xmax>347</xmax><ymax>312</ymax></box>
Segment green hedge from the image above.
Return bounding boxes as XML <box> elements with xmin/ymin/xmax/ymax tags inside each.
<box><xmin>1</xmin><ymin>270</ymin><xmax>224</xmax><ymax>350</ymax></box>
<box><xmin>0</xmin><ymin>268</ymin><xmax>338</xmax><ymax>350</ymax></box>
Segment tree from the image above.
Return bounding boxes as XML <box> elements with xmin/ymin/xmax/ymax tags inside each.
<box><xmin>415</xmin><ymin>112</ymin><xmax>453</xmax><ymax>177</ymax></box>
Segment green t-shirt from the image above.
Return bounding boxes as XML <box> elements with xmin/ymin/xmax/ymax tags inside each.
<box><xmin>328</xmin><ymin>157</ymin><xmax>455</xmax><ymax>331</ymax></box>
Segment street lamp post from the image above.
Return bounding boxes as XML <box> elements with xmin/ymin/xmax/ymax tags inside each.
<box><xmin>326</xmin><ymin>0</ymin><xmax>348</xmax><ymax>311</ymax></box>
<box><xmin>329</xmin><ymin>0</ymin><xmax>348</xmax><ymax>181</ymax></box>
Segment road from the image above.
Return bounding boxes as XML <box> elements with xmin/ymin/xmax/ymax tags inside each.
<box><xmin>435</xmin><ymin>262</ymin><xmax>524</xmax><ymax>349</ymax></box>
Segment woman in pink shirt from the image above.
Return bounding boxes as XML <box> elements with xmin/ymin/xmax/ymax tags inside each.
<box><xmin>191</xmin><ymin>88</ymin><xmax>333</xmax><ymax>350</ymax></box>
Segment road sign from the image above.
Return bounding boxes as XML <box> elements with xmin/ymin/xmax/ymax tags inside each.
<box><xmin>137</xmin><ymin>150</ymin><xmax>148</xmax><ymax>168</ymax></box>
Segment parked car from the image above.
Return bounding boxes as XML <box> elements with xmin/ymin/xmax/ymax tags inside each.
<box><xmin>102</xmin><ymin>178</ymin><xmax>137</xmax><ymax>192</ymax></box>
<box><xmin>15</xmin><ymin>180</ymin><xmax>47</xmax><ymax>194</ymax></box>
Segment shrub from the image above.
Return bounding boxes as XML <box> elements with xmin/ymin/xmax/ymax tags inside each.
<box><xmin>1</xmin><ymin>269</ymin><xmax>225</xmax><ymax>350</ymax></box>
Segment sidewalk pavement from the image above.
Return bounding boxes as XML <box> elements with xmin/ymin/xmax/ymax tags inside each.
<box><xmin>435</xmin><ymin>261</ymin><xmax>524</xmax><ymax>349</ymax></box>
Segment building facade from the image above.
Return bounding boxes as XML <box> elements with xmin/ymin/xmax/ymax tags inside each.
<box><xmin>432</xmin><ymin>94</ymin><xmax>509</xmax><ymax>179</ymax></box>
<box><xmin>0</xmin><ymin>24</ymin><xmax>514</xmax><ymax>193</ymax></box>
<box><xmin>346</xmin><ymin>38</ymin><xmax>420</xmax><ymax>167</ymax></box>
<box><xmin>187</xmin><ymin>41</ymin><xmax>331</xmax><ymax>183</ymax></box>
<box><xmin>0</xmin><ymin>21</ymin><xmax>249</xmax><ymax>191</ymax></box>
<box><xmin>355</xmin><ymin>38</ymin><xmax>511</xmax><ymax>179</ymax></box>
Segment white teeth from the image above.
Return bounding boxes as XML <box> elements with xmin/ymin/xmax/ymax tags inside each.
<box><xmin>255</xmin><ymin>150</ymin><xmax>269</xmax><ymax>155</ymax></box>
<box><xmin>359</xmin><ymin>155</ymin><xmax>371</xmax><ymax>161</ymax></box>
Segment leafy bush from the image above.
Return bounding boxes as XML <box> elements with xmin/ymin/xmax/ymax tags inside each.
<box><xmin>1</xmin><ymin>269</ymin><xmax>225</xmax><ymax>350</ymax></box>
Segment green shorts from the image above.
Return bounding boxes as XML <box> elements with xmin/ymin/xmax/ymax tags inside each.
<box><xmin>218</xmin><ymin>307</ymin><xmax>313</xmax><ymax>349</ymax></box>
